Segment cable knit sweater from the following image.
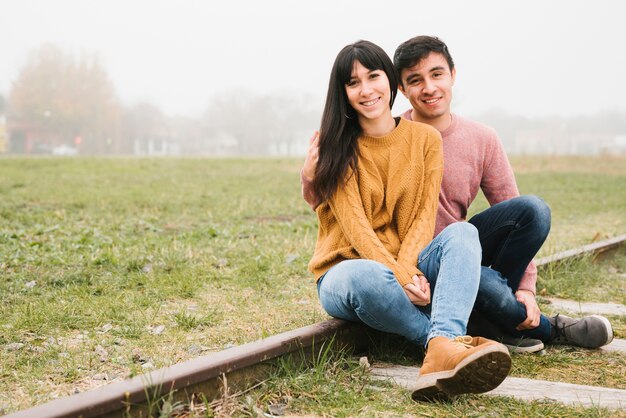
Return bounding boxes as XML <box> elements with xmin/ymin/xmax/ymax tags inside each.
<box><xmin>308</xmin><ymin>118</ymin><xmax>443</xmax><ymax>287</ymax></box>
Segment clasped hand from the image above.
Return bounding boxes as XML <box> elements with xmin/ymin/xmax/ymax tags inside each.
<box><xmin>403</xmin><ymin>274</ymin><xmax>430</xmax><ymax>306</ymax></box>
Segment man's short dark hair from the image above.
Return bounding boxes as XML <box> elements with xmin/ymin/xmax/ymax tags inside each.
<box><xmin>393</xmin><ymin>35</ymin><xmax>455</xmax><ymax>75</ymax></box>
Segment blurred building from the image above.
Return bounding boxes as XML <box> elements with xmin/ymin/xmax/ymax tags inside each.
<box><xmin>6</xmin><ymin>118</ymin><xmax>60</xmax><ymax>154</ymax></box>
<box><xmin>478</xmin><ymin>111</ymin><xmax>626</xmax><ymax>156</ymax></box>
<box><xmin>513</xmin><ymin>129</ymin><xmax>618</xmax><ymax>155</ymax></box>
<box><xmin>133</xmin><ymin>136</ymin><xmax>180</xmax><ymax>156</ymax></box>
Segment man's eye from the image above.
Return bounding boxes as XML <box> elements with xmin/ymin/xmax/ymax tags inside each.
<box><xmin>433</xmin><ymin>73</ymin><xmax>442</xmax><ymax>78</ymax></box>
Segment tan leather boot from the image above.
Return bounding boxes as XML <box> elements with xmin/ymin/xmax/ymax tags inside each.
<box><xmin>412</xmin><ymin>336</ymin><xmax>511</xmax><ymax>401</ymax></box>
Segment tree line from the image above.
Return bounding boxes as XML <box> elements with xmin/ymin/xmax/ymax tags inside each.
<box><xmin>2</xmin><ymin>44</ymin><xmax>624</xmax><ymax>156</ymax></box>
<box><xmin>2</xmin><ymin>44</ymin><xmax>320</xmax><ymax>156</ymax></box>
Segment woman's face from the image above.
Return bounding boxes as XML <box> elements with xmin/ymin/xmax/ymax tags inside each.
<box><xmin>345</xmin><ymin>60</ymin><xmax>391</xmax><ymax>122</ymax></box>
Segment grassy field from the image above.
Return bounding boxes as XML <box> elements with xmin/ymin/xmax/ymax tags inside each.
<box><xmin>0</xmin><ymin>155</ymin><xmax>625</xmax><ymax>416</ymax></box>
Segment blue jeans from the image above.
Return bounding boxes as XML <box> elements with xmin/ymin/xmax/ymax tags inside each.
<box><xmin>317</xmin><ymin>223</ymin><xmax>482</xmax><ymax>347</ymax></box>
<box><xmin>468</xmin><ymin>195</ymin><xmax>553</xmax><ymax>341</ymax></box>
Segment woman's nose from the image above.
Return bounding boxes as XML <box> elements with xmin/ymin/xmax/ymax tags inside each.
<box><xmin>361</xmin><ymin>82</ymin><xmax>374</xmax><ymax>95</ymax></box>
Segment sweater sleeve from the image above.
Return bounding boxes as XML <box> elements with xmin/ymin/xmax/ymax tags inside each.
<box><xmin>329</xmin><ymin>170</ymin><xmax>417</xmax><ymax>287</ymax></box>
<box><xmin>481</xmin><ymin>132</ymin><xmax>537</xmax><ymax>294</ymax></box>
<box><xmin>397</xmin><ymin>131</ymin><xmax>444</xmax><ymax>272</ymax></box>
<box><xmin>481</xmin><ymin>131</ymin><xmax>519</xmax><ymax>205</ymax></box>
<box><xmin>300</xmin><ymin>169</ymin><xmax>321</xmax><ymax>211</ymax></box>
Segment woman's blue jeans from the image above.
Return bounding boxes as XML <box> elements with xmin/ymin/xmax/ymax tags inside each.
<box><xmin>468</xmin><ymin>195</ymin><xmax>553</xmax><ymax>341</ymax></box>
<box><xmin>317</xmin><ymin>222</ymin><xmax>482</xmax><ymax>347</ymax></box>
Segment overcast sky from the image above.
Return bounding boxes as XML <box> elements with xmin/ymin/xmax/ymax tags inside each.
<box><xmin>1</xmin><ymin>0</ymin><xmax>625</xmax><ymax>119</ymax></box>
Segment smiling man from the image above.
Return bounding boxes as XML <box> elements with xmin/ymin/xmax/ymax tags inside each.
<box><xmin>301</xmin><ymin>35</ymin><xmax>613</xmax><ymax>354</ymax></box>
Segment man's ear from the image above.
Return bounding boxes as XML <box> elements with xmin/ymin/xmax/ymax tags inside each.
<box><xmin>451</xmin><ymin>68</ymin><xmax>456</xmax><ymax>85</ymax></box>
<box><xmin>398</xmin><ymin>83</ymin><xmax>408</xmax><ymax>98</ymax></box>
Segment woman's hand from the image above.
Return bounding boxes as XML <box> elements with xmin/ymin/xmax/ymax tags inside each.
<box><xmin>403</xmin><ymin>274</ymin><xmax>431</xmax><ymax>306</ymax></box>
<box><xmin>302</xmin><ymin>131</ymin><xmax>319</xmax><ymax>181</ymax></box>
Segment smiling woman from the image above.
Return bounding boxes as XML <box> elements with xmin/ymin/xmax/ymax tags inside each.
<box><xmin>311</xmin><ymin>40</ymin><xmax>400</xmax><ymax>202</ymax></box>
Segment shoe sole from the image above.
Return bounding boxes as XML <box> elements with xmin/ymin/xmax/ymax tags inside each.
<box><xmin>503</xmin><ymin>341</ymin><xmax>544</xmax><ymax>354</ymax></box>
<box><xmin>410</xmin><ymin>384</ymin><xmax>451</xmax><ymax>402</ymax></box>
<box><xmin>591</xmin><ymin>315</ymin><xmax>614</xmax><ymax>347</ymax></box>
<box><xmin>412</xmin><ymin>344</ymin><xmax>511</xmax><ymax>400</ymax></box>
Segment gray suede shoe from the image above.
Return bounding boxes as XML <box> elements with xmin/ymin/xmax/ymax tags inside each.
<box><xmin>548</xmin><ymin>314</ymin><xmax>613</xmax><ymax>348</ymax></box>
<box><xmin>500</xmin><ymin>335</ymin><xmax>544</xmax><ymax>354</ymax></box>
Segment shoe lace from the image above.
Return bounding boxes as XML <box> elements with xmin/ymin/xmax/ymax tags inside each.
<box><xmin>552</xmin><ymin>314</ymin><xmax>567</xmax><ymax>341</ymax></box>
<box><xmin>452</xmin><ymin>335</ymin><xmax>473</xmax><ymax>348</ymax></box>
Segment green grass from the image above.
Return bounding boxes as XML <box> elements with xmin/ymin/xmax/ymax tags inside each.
<box><xmin>538</xmin><ymin>248</ymin><xmax>626</xmax><ymax>304</ymax></box>
<box><xmin>535</xmin><ymin>246</ymin><xmax>626</xmax><ymax>343</ymax></box>
<box><xmin>0</xmin><ymin>155</ymin><xmax>625</xmax><ymax>415</ymax></box>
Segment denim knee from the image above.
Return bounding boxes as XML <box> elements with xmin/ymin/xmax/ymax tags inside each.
<box><xmin>516</xmin><ymin>195</ymin><xmax>551</xmax><ymax>237</ymax></box>
<box><xmin>440</xmin><ymin>222</ymin><xmax>482</xmax><ymax>256</ymax></box>
<box><xmin>320</xmin><ymin>259</ymin><xmax>394</xmax><ymax>303</ymax></box>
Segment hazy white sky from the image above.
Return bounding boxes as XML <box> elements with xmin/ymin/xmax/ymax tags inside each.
<box><xmin>1</xmin><ymin>0</ymin><xmax>625</xmax><ymax>119</ymax></box>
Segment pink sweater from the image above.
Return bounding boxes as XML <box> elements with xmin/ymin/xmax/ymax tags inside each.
<box><xmin>301</xmin><ymin>112</ymin><xmax>538</xmax><ymax>293</ymax></box>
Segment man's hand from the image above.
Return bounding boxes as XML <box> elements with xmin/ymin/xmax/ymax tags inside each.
<box><xmin>515</xmin><ymin>289</ymin><xmax>541</xmax><ymax>330</ymax></box>
<box><xmin>403</xmin><ymin>275</ymin><xmax>431</xmax><ymax>306</ymax></box>
<box><xmin>302</xmin><ymin>131</ymin><xmax>319</xmax><ymax>181</ymax></box>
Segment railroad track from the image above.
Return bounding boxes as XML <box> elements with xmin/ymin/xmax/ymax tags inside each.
<box><xmin>7</xmin><ymin>234</ymin><xmax>626</xmax><ymax>418</ymax></box>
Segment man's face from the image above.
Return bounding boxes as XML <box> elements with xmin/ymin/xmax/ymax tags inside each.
<box><xmin>399</xmin><ymin>52</ymin><xmax>456</xmax><ymax>125</ymax></box>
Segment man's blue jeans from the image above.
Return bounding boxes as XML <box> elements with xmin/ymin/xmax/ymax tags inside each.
<box><xmin>317</xmin><ymin>223</ymin><xmax>482</xmax><ymax>347</ymax></box>
<box><xmin>468</xmin><ymin>195</ymin><xmax>553</xmax><ymax>341</ymax></box>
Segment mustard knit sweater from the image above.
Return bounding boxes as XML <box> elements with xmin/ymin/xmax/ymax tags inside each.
<box><xmin>309</xmin><ymin>118</ymin><xmax>443</xmax><ymax>287</ymax></box>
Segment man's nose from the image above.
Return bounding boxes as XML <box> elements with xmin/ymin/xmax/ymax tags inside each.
<box><xmin>422</xmin><ymin>79</ymin><xmax>436</xmax><ymax>94</ymax></box>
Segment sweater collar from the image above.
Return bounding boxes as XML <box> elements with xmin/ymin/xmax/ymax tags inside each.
<box><xmin>359</xmin><ymin>117</ymin><xmax>410</xmax><ymax>147</ymax></box>
<box><xmin>401</xmin><ymin>109</ymin><xmax>457</xmax><ymax>138</ymax></box>
<box><xmin>439</xmin><ymin>113</ymin><xmax>458</xmax><ymax>138</ymax></box>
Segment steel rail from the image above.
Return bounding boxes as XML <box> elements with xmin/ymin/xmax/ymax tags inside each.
<box><xmin>6</xmin><ymin>234</ymin><xmax>625</xmax><ymax>418</ymax></box>
<box><xmin>6</xmin><ymin>320</ymin><xmax>368</xmax><ymax>418</ymax></box>
<box><xmin>534</xmin><ymin>234</ymin><xmax>626</xmax><ymax>266</ymax></box>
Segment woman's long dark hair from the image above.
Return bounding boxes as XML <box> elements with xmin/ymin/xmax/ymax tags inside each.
<box><xmin>312</xmin><ymin>40</ymin><xmax>399</xmax><ymax>203</ymax></box>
